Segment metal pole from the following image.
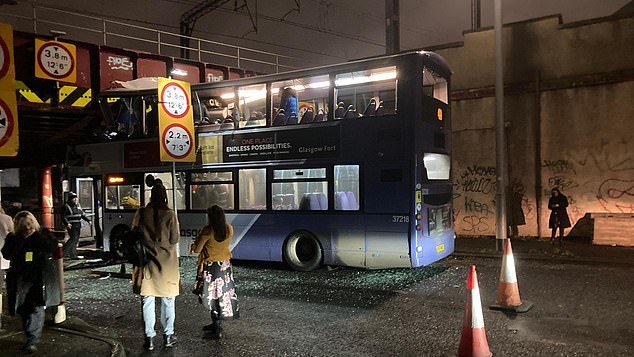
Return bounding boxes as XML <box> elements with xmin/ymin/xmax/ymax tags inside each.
<box><xmin>236</xmin><ymin>48</ymin><xmax>241</xmax><ymax>68</ymax></box>
<box><xmin>33</xmin><ymin>5</ymin><xmax>37</xmax><ymax>34</ymax></box>
<box><xmin>197</xmin><ymin>39</ymin><xmax>202</xmax><ymax>62</ymax></box>
<box><xmin>157</xmin><ymin>32</ymin><xmax>161</xmax><ymax>55</ymax></box>
<box><xmin>103</xmin><ymin>20</ymin><xmax>107</xmax><ymax>45</ymax></box>
<box><xmin>495</xmin><ymin>0</ymin><xmax>507</xmax><ymax>251</ymax></box>
<box><xmin>142</xmin><ymin>96</ymin><xmax>147</xmax><ymax>136</ymax></box>
<box><xmin>385</xmin><ymin>0</ymin><xmax>400</xmax><ymax>54</ymax></box>
<box><xmin>171</xmin><ymin>162</ymin><xmax>179</xmax><ymax>258</ymax></box>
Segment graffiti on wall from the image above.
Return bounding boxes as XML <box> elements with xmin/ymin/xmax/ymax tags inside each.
<box><xmin>597</xmin><ymin>179</ymin><xmax>634</xmax><ymax>213</ymax></box>
<box><xmin>454</xmin><ymin>164</ymin><xmax>497</xmax><ymax>234</ymax></box>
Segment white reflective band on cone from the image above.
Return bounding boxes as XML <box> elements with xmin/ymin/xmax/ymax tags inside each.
<box><xmin>500</xmin><ymin>252</ymin><xmax>518</xmax><ymax>283</ymax></box>
<box><xmin>471</xmin><ymin>287</ymin><xmax>485</xmax><ymax>328</ymax></box>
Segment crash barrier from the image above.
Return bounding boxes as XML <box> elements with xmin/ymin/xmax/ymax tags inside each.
<box><xmin>591</xmin><ymin>213</ymin><xmax>634</xmax><ymax>247</ymax></box>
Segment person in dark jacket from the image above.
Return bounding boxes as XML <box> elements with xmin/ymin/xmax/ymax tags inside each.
<box><xmin>62</xmin><ymin>192</ymin><xmax>91</xmax><ymax>259</ymax></box>
<box><xmin>548</xmin><ymin>188</ymin><xmax>571</xmax><ymax>244</ymax></box>
<box><xmin>1</xmin><ymin>211</ymin><xmax>58</xmax><ymax>354</ymax></box>
<box><xmin>507</xmin><ymin>187</ymin><xmax>526</xmax><ymax>238</ymax></box>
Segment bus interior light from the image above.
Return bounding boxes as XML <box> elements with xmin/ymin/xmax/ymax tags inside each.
<box><xmin>220</xmin><ymin>92</ymin><xmax>235</xmax><ymax>99</ymax></box>
<box><xmin>307</xmin><ymin>81</ymin><xmax>330</xmax><ymax>89</ymax></box>
<box><xmin>335</xmin><ymin>71</ymin><xmax>396</xmax><ymax>86</ymax></box>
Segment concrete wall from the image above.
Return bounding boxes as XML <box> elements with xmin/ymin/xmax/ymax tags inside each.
<box><xmin>435</xmin><ymin>15</ymin><xmax>634</xmax><ymax>238</ymax></box>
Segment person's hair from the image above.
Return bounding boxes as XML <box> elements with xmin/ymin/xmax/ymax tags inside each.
<box><xmin>551</xmin><ymin>187</ymin><xmax>561</xmax><ymax>195</ymax></box>
<box><xmin>13</xmin><ymin>211</ymin><xmax>40</xmax><ymax>237</ymax></box>
<box><xmin>207</xmin><ymin>205</ymin><xmax>227</xmax><ymax>242</ymax></box>
<box><xmin>149</xmin><ymin>184</ymin><xmax>169</xmax><ymax>226</ymax></box>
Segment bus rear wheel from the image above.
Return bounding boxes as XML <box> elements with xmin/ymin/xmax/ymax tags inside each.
<box><xmin>283</xmin><ymin>231</ymin><xmax>322</xmax><ymax>271</ymax></box>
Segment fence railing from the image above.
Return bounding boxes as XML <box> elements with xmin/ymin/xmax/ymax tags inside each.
<box><xmin>1</xmin><ymin>4</ymin><xmax>305</xmax><ymax>73</ymax></box>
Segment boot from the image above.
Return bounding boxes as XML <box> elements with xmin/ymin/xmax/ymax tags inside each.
<box><xmin>143</xmin><ymin>336</ymin><xmax>154</xmax><ymax>351</ymax></box>
<box><xmin>207</xmin><ymin>319</ymin><xmax>223</xmax><ymax>339</ymax></box>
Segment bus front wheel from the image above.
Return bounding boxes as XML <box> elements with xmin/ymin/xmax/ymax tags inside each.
<box><xmin>283</xmin><ymin>231</ymin><xmax>322</xmax><ymax>271</ymax></box>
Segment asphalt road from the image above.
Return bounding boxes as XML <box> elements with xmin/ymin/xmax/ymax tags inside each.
<box><xmin>12</xmin><ymin>255</ymin><xmax>634</xmax><ymax>356</ymax></box>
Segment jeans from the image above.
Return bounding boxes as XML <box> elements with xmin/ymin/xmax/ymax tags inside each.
<box><xmin>142</xmin><ymin>296</ymin><xmax>175</xmax><ymax>338</ymax></box>
<box><xmin>18</xmin><ymin>306</ymin><xmax>45</xmax><ymax>346</ymax></box>
<box><xmin>63</xmin><ymin>224</ymin><xmax>81</xmax><ymax>258</ymax></box>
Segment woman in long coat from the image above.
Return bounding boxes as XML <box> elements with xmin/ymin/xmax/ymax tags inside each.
<box><xmin>2</xmin><ymin>211</ymin><xmax>57</xmax><ymax>354</ymax></box>
<box><xmin>191</xmin><ymin>205</ymin><xmax>239</xmax><ymax>339</ymax></box>
<box><xmin>132</xmin><ymin>184</ymin><xmax>180</xmax><ymax>351</ymax></box>
<box><xmin>548</xmin><ymin>187</ymin><xmax>571</xmax><ymax>244</ymax></box>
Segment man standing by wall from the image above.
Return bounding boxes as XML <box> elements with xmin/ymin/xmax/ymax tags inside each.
<box><xmin>62</xmin><ymin>192</ymin><xmax>91</xmax><ymax>260</ymax></box>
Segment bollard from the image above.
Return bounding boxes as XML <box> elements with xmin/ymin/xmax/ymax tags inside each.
<box><xmin>54</xmin><ymin>243</ymin><xmax>67</xmax><ymax>324</ymax></box>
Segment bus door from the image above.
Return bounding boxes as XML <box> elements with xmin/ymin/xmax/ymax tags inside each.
<box><xmin>76</xmin><ymin>177</ymin><xmax>95</xmax><ymax>241</ymax></box>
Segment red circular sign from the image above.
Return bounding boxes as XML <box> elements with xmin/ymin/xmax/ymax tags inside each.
<box><xmin>0</xmin><ymin>37</ymin><xmax>9</xmax><ymax>79</ymax></box>
<box><xmin>161</xmin><ymin>123</ymin><xmax>193</xmax><ymax>159</ymax></box>
<box><xmin>36</xmin><ymin>41</ymin><xmax>75</xmax><ymax>79</ymax></box>
<box><xmin>160</xmin><ymin>82</ymin><xmax>191</xmax><ymax>119</ymax></box>
<box><xmin>0</xmin><ymin>98</ymin><xmax>15</xmax><ymax>147</ymax></box>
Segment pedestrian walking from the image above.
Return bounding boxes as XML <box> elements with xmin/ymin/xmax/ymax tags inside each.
<box><xmin>0</xmin><ymin>205</ymin><xmax>14</xmax><ymax>330</ymax></box>
<box><xmin>1</xmin><ymin>211</ymin><xmax>57</xmax><ymax>354</ymax></box>
<box><xmin>191</xmin><ymin>205</ymin><xmax>239</xmax><ymax>339</ymax></box>
<box><xmin>62</xmin><ymin>192</ymin><xmax>91</xmax><ymax>259</ymax></box>
<box><xmin>132</xmin><ymin>183</ymin><xmax>180</xmax><ymax>351</ymax></box>
<box><xmin>548</xmin><ymin>187</ymin><xmax>571</xmax><ymax>244</ymax></box>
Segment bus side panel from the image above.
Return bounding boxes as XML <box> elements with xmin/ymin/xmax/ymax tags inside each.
<box><xmin>365</xmin><ymin>214</ymin><xmax>411</xmax><ymax>268</ymax></box>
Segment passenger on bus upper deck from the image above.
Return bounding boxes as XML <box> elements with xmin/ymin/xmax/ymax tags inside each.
<box><xmin>280</xmin><ymin>87</ymin><xmax>298</xmax><ymax>120</ymax></box>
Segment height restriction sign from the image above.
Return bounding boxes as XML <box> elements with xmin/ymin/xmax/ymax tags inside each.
<box><xmin>158</xmin><ymin>78</ymin><xmax>196</xmax><ymax>162</ymax></box>
<box><xmin>0</xmin><ymin>23</ymin><xmax>18</xmax><ymax>157</ymax></box>
<box><xmin>34</xmin><ymin>39</ymin><xmax>76</xmax><ymax>83</ymax></box>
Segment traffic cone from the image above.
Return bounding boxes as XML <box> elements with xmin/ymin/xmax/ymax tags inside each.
<box><xmin>458</xmin><ymin>265</ymin><xmax>492</xmax><ymax>357</ymax></box>
<box><xmin>490</xmin><ymin>239</ymin><xmax>533</xmax><ymax>313</ymax></box>
<box><xmin>54</xmin><ymin>243</ymin><xmax>67</xmax><ymax>324</ymax></box>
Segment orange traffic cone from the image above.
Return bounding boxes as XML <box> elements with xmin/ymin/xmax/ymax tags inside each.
<box><xmin>458</xmin><ymin>265</ymin><xmax>492</xmax><ymax>357</ymax></box>
<box><xmin>490</xmin><ymin>239</ymin><xmax>533</xmax><ymax>313</ymax></box>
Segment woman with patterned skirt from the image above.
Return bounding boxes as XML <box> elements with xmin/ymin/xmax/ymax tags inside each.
<box><xmin>191</xmin><ymin>205</ymin><xmax>239</xmax><ymax>338</ymax></box>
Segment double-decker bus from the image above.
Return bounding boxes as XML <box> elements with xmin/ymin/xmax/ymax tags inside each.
<box><xmin>69</xmin><ymin>51</ymin><xmax>453</xmax><ymax>270</ymax></box>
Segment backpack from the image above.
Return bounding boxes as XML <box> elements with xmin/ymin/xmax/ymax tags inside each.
<box><xmin>109</xmin><ymin>209</ymin><xmax>148</xmax><ymax>267</ymax></box>
<box><xmin>124</xmin><ymin>226</ymin><xmax>148</xmax><ymax>267</ymax></box>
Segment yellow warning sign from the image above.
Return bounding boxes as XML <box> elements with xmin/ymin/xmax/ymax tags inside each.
<box><xmin>0</xmin><ymin>23</ymin><xmax>18</xmax><ymax>157</ymax></box>
<box><xmin>0</xmin><ymin>89</ymin><xmax>19</xmax><ymax>157</ymax></box>
<box><xmin>34</xmin><ymin>39</ymin><xmax>77</xmax><ymax>83</ymax></box>
<box><xmin>0</xmin><ymin>23</ymin><xmax>15</xmax><ymax>90</ymax></box>
<box><xmin>158</xmin><ymin>78</ymin><xmax>196</xmax><ymax>162</ymax></box>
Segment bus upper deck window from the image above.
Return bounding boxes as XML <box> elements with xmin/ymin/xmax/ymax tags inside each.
<box><xmin>422</xmin><ymin>69</ymin><xmax>448</xmax><ymax>104</ymax></box>
<box><xmin>238</xmin><ymin>84</ymin><xmax>267</xmax><ymax>129</ymax></box>
<box><xmin>271</xmin><ymin>75</ymin><xmax>329</xmax><ymax>126</ymax></box>
<box><xmin>334</xmin><ymin>66</ymin><xmax>397</xmax><ymax>119</ymax></box>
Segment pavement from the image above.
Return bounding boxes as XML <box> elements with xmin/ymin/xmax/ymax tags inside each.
<box><xmin>454</xmin><ymin>235</ymin><xmax>634</xmax><ymax>266</ymax></box>
<box><xmin>1</xmin><ymin>236</ymin><xmax>632</xmax><ymax>356</ymax></box>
